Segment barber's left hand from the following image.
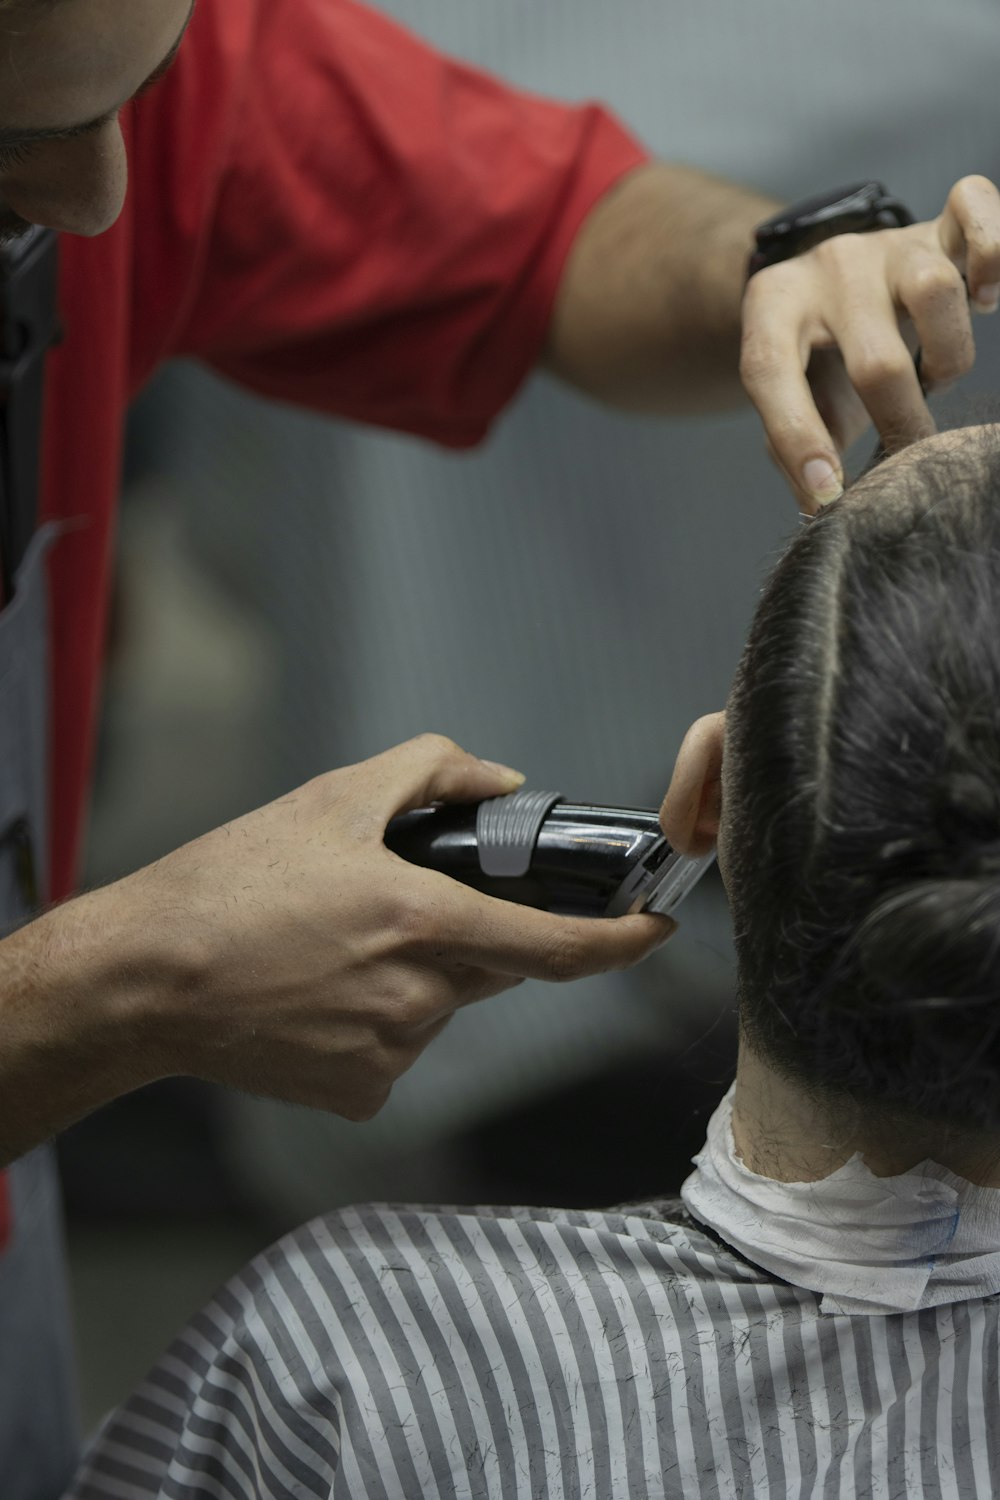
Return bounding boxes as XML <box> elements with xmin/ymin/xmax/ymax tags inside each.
<box><xmin>740</xmin><ymin>174</ymin><xmax>1000</xmax><ymax>514</ymax></box>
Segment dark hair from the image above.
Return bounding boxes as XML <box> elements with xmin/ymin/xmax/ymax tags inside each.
<box><xmin>725</xmin><ymin>425</ymin><xmax>1000</xmax><ymax>1130</ymax></box>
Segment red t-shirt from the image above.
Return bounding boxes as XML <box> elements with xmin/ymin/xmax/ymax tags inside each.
<box><xmin>36</xmin><ymin>0</ymin><xmax>648</xmax><ymax>900</ymax></box>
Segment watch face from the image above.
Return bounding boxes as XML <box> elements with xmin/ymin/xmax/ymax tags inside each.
<box><xmin>757</xmin><ymin>182</ymin><xmax>884</xmax><ymax>245</ymax></box>
<box><xmin>750</xmin><ymin>180</ymin><xmax>913</xmax><ymax>277</ymax></box>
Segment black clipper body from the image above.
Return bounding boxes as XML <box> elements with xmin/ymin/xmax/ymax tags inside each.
<box><xmin>385</xmin><ymin>790</ymin><xmax>715</xmax><ymax>919</ymax></box>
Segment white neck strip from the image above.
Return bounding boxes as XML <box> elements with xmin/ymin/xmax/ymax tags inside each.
<box><xmin>681</xmin><ymin>1085</ymin><xmax>1000</xmax><ymax>1314</ymax></box>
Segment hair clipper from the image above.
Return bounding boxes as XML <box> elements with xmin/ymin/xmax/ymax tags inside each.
<box><xmin>384</xmin><ymin>789</ymin><xmax>716</xmax><ymax>919</ymax></box>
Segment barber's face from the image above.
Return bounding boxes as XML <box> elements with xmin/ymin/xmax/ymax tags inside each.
<box><xmin>0</xmin><ymin>0</ymin><xmax>193</xmax><ymax>242</ymax></box>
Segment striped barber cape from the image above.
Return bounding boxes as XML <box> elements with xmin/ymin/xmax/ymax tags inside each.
<box><xmin>66</xmin><ymin>1199</ymin><xmax>1000</xmax><ymax>1499</ymax></box>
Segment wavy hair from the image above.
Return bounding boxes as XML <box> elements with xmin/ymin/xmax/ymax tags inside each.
<box><xmin>725</xmin><ymin>426</ymin><xmax>1000</xmax><ymax>1129</ymax></box>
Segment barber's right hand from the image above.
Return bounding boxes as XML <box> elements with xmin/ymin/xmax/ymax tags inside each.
<box><xmin>121</xmin><ymin>734</ymin><xmax>673</xmax><ymax>1120</ymax></box>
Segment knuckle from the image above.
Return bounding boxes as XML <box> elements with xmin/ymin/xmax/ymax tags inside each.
<box><xmin>949</xmin><ymin>174</ymin><xmax>993</xmax><ymax>214</ymax></box>
<box><xmin>848</xmin><ymin>345</ymin><xmax>914</xmax><ymax>393</ymax></box>
<box><xmin>813</xmin><ymin>232</ymin><xmax>868</xmax><ymax>274</ymax></box>
<box><xmin>905</xmin><ymin>258</ymin><xmax>964</xmax><ymax>310</ymax></box>
<box><xmin>411</xmin><ymin>731</ymin><xmax>461</xmax><ymax>761</ymax></box>
<box><xmin>388</xmin><ymin>889</ymin><xmax>441</xmax><ymax>949</ymax></box>
<box><xmin>538</xmin><ymin>929</ymin><xmax>589</xmax><ymax>984</ymax></box>
<box><xmin>370</xmin><ymin>970</ymin><xmax>414</xmax><ymax>1028</ymax></box>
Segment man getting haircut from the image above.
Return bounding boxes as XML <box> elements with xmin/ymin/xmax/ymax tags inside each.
<box><xmin>68</xmin><ymin>424</ymin><xmax>1000</xmax><ymax>1499</ymax></box>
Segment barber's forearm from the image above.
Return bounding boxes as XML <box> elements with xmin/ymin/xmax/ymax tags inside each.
<box><xmin>0</xmin><ymin>735</ymin><xmax>672</xmax><ymax>1167</ymax></box>
<box><xmin>545</xmin><ymin>161</ymin><xmax>776</xmax><ymax>412</ymax></box>
<box><xmin>0</xmin><ymin>886</ymin><xmax>170</xmax><ymax>1167</ymax></box>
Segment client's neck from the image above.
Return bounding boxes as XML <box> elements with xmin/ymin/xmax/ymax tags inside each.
<box><xmin>731</xmin><ymin>1040</ymin><xmax>1000</xmax><ymax>1188</ymax></box>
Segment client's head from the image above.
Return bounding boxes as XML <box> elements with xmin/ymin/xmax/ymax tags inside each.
<box><xmin>663</xmin><ymin>422</ymin><xmax>1000</xmax><ymax>1150</ymax></box>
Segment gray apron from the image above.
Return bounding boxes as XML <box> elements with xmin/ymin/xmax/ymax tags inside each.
<box><xmin>0</xmin><ymin>527</ymin><xmax>80</xmax><ymax>1499</ymax></box>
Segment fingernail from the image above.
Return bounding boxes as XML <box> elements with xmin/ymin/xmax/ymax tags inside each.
<box><xmin>975</xmin><ymin>282</ymin><xmax>1000</xmax><ymax>313</ymax></box>
<box><xmin>655</xmin><ymin>918</ymin><xmax>678</xmax><ymax>946</ymax></box>
<box><xmin>480</xmin><ymin>760</ymin><xmax>526</xmax><ymax>790</ymax></box>
<box><xmin>802</xmin><ymin>458</ymin><xmax>844</xmax><ymax>505</ymax></box>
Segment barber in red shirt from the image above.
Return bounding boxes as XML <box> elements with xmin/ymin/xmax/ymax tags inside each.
<box><xmin>0</xmin><ymin>0</ymin><xmax>998</xmax><ymax>1494</ymax></box>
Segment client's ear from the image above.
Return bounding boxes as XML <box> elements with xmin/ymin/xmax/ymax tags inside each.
<box><xmin>658</xmin><ymin>712</ymin><xmax>725</xmax><ymax>857</ymax></box>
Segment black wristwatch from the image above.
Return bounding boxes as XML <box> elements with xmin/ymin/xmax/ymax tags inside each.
<box><xmin>748</xmin><ymin>180</ymin><xmax>915</xmax><ymax>279</ymax></box>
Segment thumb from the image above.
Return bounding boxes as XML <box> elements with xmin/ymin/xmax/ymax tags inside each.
<box><xmin>378</xmin><ymin>733</ymin><xmax>526</xmax><ymax>820</ymax></box>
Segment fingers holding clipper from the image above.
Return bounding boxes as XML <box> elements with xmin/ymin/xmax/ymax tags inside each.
<box><xmin>442</xmin><ymin>889</ymin><xmax>676</xmax><ymax>985</ymax></box>
<box><xmin>329</xmin><ymin>733</ymin><xmax>526</xmax><ymax>843</ymax></box>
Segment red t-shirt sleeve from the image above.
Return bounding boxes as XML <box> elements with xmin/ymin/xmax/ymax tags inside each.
<box><xmin>146</xmin><ymin>0</ymin><xmax>649</xmax><ymax>447</ymax></box>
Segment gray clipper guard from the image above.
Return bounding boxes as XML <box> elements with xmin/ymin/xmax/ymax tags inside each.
<box><xmin>476</xmin><ymin>790</ymin><xmax>563</xmax><ymax>878</ymax></box>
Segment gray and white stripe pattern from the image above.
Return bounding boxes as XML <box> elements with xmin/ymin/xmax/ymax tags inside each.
<box><xmin>67</xmin><ymin>1200</ymin><xmax>1000</xmax><ymax>1498</ymax></box>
